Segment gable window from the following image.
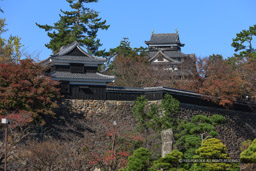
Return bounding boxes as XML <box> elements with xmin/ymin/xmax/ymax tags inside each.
<box><xmin>158</xmin><ymin>55</ymin><xmax>163</xmax><ymax>61</ymax></box>
<box><xmin>70</xmin><ymin>63</ymin><xmax>84</xmax><ymax>73</ymax></box>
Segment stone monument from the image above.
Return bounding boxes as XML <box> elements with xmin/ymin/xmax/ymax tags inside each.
<box><xmin>161</xmin><ymin>128</ymin><xmax>174</xmax><ymax>157</ymax></box>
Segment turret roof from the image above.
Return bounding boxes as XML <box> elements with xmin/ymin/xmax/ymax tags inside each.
<box><xmin>41</xmin><ymin>41</ymin><xmax>105</xmax><ymax>66</ymax></box>
<box><xmin>145</xmin><ymin>33</ymin><xmax>184</xmax><ymax>46</ymax></box>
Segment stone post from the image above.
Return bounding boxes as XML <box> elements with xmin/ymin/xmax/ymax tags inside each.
<box><xmin>161</xmin><ymin>128</ymin><xmax>174</xmax><ymax>158</ymax></box>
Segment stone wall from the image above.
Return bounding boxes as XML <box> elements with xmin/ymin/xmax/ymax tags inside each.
<box><xmin>62</xmin><ymin>99</ymin><xmax>256</xmax><ymax>158</ymax></box>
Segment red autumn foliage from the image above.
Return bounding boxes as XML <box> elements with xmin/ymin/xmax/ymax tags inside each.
<box><xmin>187</xmin><ymin>56</ymin><xmax>254</xmax><ymax>107</ymax></box>
<box><xmin>0</xmin><ymin>59</ymin><xmax>61</xmax><ymax>124</ymax></box>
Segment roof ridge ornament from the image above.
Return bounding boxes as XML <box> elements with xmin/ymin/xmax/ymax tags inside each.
<box><xmin>73</xmin><ymin>40</ymin><xmax>79</xmax><ymax>45</ymax></box>
<box><xmin>152</xmin><ymin>29</ymin><xmax>154</xmax><ymax>35</ymax></box>
<box><xmin>176</xmin><ymin>28</ymin><xmax>179</xmax><ymax>34</ymax></box>
<box><xmin>175</xmin><ymin>28</ymin><xmax>179</xmax><ymax>41</ymax></box>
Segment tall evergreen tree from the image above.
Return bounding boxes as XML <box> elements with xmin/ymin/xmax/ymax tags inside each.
<box><xmin>231</xmin><ymin>25</ymin><xmax>256</xmax><ymax>58</ymax></box>
<box><xmin>36</xmin><ymin>0</ymin><xmax>109</xmax><ymax>56</ymax></box>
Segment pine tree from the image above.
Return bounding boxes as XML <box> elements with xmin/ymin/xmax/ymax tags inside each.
<box><xmin>153</xmin><ymin>150</ymin><xmax>185</xmax><ymax>171</ymax></box>
<box><xmin>36</xmin><ymin>0</ymin><xmax>109</xmax><ymax>56</ymax></box>
<box><xmin>121</xmin><ymin>147</ymin><xmax>153</xmax><ymax>171</ymax></box>
<box><xmin>240</xmin><ymin>139</ymin><xmax>256</xmax><ymax>171</ymax></box>
<box><xmin>176</xmin><ymin>114</ymin><xmax>225</xmax><ymax>159</ymax></box>
<box><xmin>192</xmin><ymin>138</ymin><xmax>239</xmax><ymax>171</ymax></box>
<box><xmin>0</xmin><ymin>18</ymin><xmax>22</xmax><ymax>63</ymax></box>
<box><xmin>231</xmin><ymin>25</ymin><xmax>256</xmax><ymax>58</ymax></box>
<box><xmin>132</xmin><ymin>94</ymin><xmax>180</xmax><ymax>133</ymax></box>
<box><xmin>240</xmin><ymin>138</ymin><xmax>256</xmax><ymax>163</ymax></box>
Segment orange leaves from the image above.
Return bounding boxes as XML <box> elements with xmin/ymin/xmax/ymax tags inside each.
<box><xmin>198</xmin><ymin>56</ymin><xmax>253</xmax><ymax>107</ymax></box>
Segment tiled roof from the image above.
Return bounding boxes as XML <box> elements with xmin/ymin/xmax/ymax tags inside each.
<box><xmin>54</xmin><ymin>41</ymin><xmax>79</xmax><ymax>56</ymax></box>
<box><xmin>145</xmin><ymin>33</ymin><xmax>181</xmax><ymax>44</ymax></box>
<box><xmin>149</xmin><ymin>51</ymin><xmax>188</xmax><ymax>59</ymax></box>
<box><xmin>52</xmin><ymin>55</ymin><xmax>105</xmax><ymax>62</ymax></box>
<box><xmin>48</xmin><ymin>41</ymin><xmax>105</xmax><ymax>63</ymax></box>
<box><xmin>48</xmin><ymin>71</ymin><xmax>115</xmax><ymax>81</ymax></box>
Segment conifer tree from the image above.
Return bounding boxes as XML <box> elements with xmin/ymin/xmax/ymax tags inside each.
<box><xmin>176</xmin><ymin>114</ymin><xmax>225</xmax><ymax>158</ymax></box>
<box><xmin>231</xmin><ymin>25</ymin><xmax>256</xmax><ymax>58</ymax></box>
<box><xmin>153</xmin><ymin>150</ymin><xmax>185</xmax><ymax>171</ymax></box>
<box><xmin>121</xmin><ymin>147</ymin><xmax>153</xmax><ymax>171</ymax></box>
<box><xmin>240</xmin><ymin>138</ymin><xmax>256</xmax><ymax>163</ymax></box>
<box><xmin>0</xmin><ymin>18</ymin><xmax>22</xmax><ymax>63</ymax></box>
<box><xmin>192</xmin><ymin>138</ymin><xmax>239</xmax><ymax>171</ymax></box>
<box><xmin>36</xmin><ymin>0</ymin><xmax>109</xmax><ymax>56</ymax></box>
<box><xmin>240</xmin><ymin>139</ymin><xmax>256</xmax><ymax>170</ymax></box>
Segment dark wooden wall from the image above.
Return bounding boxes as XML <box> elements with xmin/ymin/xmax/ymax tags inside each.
<box><xmin>107</xmin><ymin>92</ymin><xmax>144</xmax><ymax>101</ymax></box>
<box><xmin>69</xmin><ymin>85</ymin><xmax>106</xmax><ymax>100</ymax></box>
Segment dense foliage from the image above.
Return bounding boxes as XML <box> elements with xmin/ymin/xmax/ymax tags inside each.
<box><xmin>121</xmin><ymin>147</ymin><xmax>153</xmax><ymax>171</ymax></box>
<box><xmin>240</xmin><ymin>138</ymin><xmax>256</xmax><ymax>163</ymax></box>
<box><xmin>132</xmin><ymin>94</ymin><xmax>180</xmax><ymax>133</ymax></box>
<box><xmin>192</xmin><ymin>138</ymin><xmax>239</xmax><ymax>171</ymax></box>
<box><xmin>197</xmin><ymin>55</ymin><xmax>249</xmax><ymax>107</ymax></box>
<box><xmin>183</xmin><ymin>53</ymin><xmax>256</xmax><ymax>107</ymax></box>
<box><xmin>153</xmin><ymin>150</ymin><xmax>185</xmax><ymax>171</ymax></box>
<box><xmin>0</xmin><ymin>60</ymin><xmax>60</xmax><ymax>125</ymax></box>
<box><xmin>176</xmin><ymin>114</ymin><xmax>225</xmax><ymax>159</ymax></box>
<box><xmin>36</xmin><ymin>0</ymin><xmax>109</xmax><ymax>56</ymax></box>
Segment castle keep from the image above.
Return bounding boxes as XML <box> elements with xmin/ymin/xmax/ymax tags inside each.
<box><xmin>145</xmin><ymin>31</ymin><xmax>195</xmax><ymax>77</ymax></box>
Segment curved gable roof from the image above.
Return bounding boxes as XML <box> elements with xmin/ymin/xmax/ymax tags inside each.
<box><xmin>41</xmin><ymin>41</ymin><xmax>106</xmax><ymax>66</ymax></box>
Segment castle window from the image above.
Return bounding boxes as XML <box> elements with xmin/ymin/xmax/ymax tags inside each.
<box><xmin>55</xmin><ymin>65</ymin><xmax>70</xmax><ymax>72</ymax></box>
<box><xmin>85</xmin><ymin>66</ymin><xmax>97</xmax><ymax>73</ymax></box>
<box><xmin>70</xmin><ymin>63</ymin><xmax>84</xmax><ymax>73</ymax></box>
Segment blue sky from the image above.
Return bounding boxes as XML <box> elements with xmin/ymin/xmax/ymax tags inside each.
<box><xmin>1</xmin><ymin>0</ymin><xmax>255</xmax><ymax>60</ymax></box>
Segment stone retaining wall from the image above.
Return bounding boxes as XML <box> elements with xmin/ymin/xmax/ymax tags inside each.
<box><xmin>62</xmin><ymin>99</ymin><xmax>256</xmax><ymax>158</ymax></box>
